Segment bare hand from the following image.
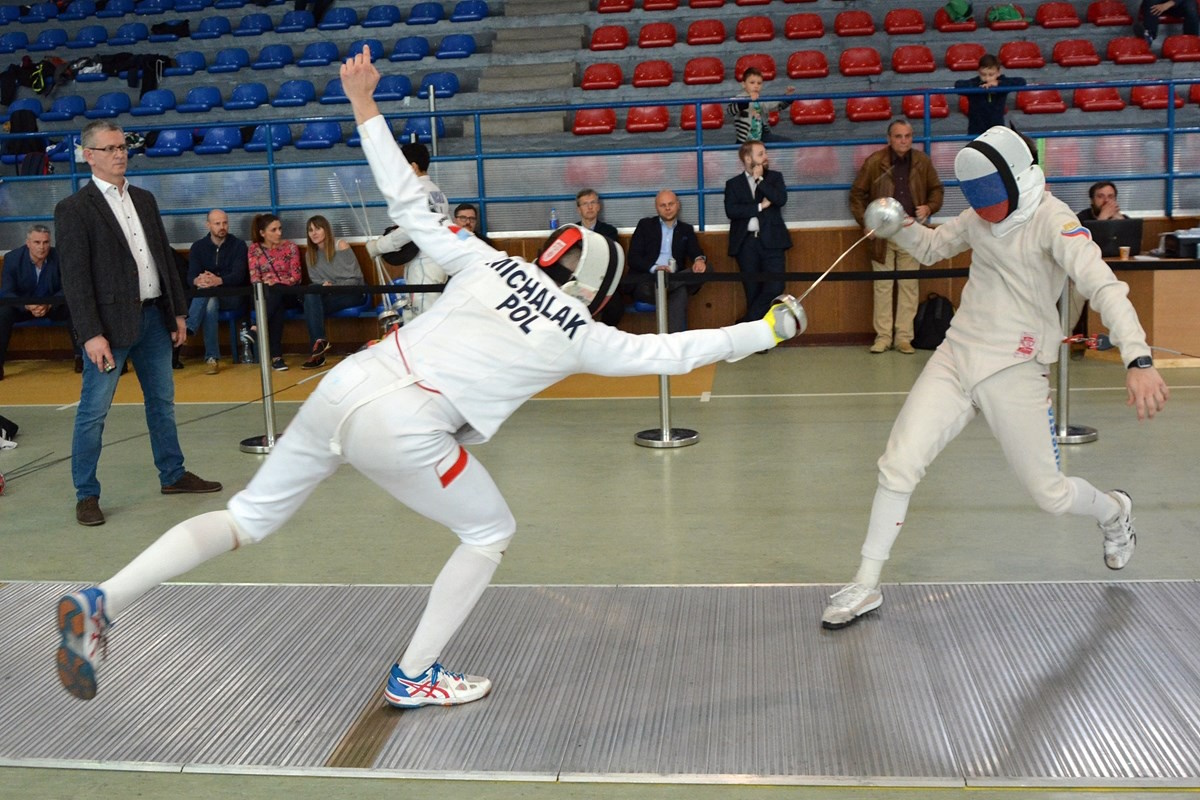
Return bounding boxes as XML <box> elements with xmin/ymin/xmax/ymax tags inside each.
<box><xmin>759</xmin><ymin>197</ymin><xmax>772</xmax><ymax>210</ymax></box>
<box><xmin>1126</xmin><ymin>366</ymin><xmax>1169</xmax><ymax>420</ymax></box>
<box><xmin>25</xmin><ymin>304</ymin><xmax>50</xmax><ymax>317</ymax></box>
<box><xmin>1098</xmin><ymin>200</ymin><xmax>1122</xmax><ymax>220</ymax></box>
<box><xmin>692</xmin><ymin>258</ymin><xmax>708</xmax><ymax>274</ymax></box>
<box><xmin>915</xmin><ymin>204</ymin><xmax>931</xmax><ymax>222</ymax></box>
<box><xmin>172</xmin><ymin>317</ymin><xmax>188</xmax><ymax>345</ymax></box>
<box><xmin>84</xmin><ymin>335</ymin><xmax>114</xmax><ymax>372</ymax></box>
<box><xmin>1149</xmin><ymin>1</ymin><xmax>1175</xmax><ymax>16</ymax></box>
<box><xmin>340</xmin><ymin>46</ymin><xmax>382</xmax><ymax>122</ymax></box>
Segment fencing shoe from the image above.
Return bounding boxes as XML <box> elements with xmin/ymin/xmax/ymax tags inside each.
<box><xmin>1099</xmin><ymin>489</ymin><xmax>1136</xmax><ymax>570</ymax></box>
<box><xmin>56</xmin><ymin>586</ymin><xmax>110</xmax><ymax>700</ymax></box>
<box><xmin>384</xmin><ymin>662</ymin><xmax>492</xmax><ymax>708</ymax></box>
<box><xmin>821</xmin><ymin>582</ymin><xmax>883</xmax><ymax>630</ymax></box>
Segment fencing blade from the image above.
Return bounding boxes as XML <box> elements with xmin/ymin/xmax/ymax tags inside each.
<box><xmin>795</xmin><ymin>230</ymin><xmax>876</xmax><ymax>304</ymax></box>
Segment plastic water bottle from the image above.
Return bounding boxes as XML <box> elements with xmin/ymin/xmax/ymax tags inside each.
<box><xmin>549</xmin><ymin>208</ymin><xmax>558</xmax><ymax>230</ymax></box>
<box><xmin>239</xmin><ymin>321</ymin><xmax>255</xmax><ymax>364</ymax></box>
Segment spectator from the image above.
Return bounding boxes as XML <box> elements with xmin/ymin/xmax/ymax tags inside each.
<box><xmin>1140</xmin><ymin>0</ymin><xmax>1199</xmax><ymax>45</ymax></box>
<box><xmin>849</xmin><ymin>119</ymin><xmax>944</xmax><ymax>355</ymax></box>
<box><xmin>627</xmin><ymin>190</ymin><xmax>707</xmax><ymax>333</ymax></box>
<box><xmin>574</xmin><ymin>189</ymin><xmax>623</xmax><ymax>326</ymax></box>
<box><xmin>1077</xmin><ymin>181</ymin><xmax>1128</xmax><ymax>221</ymax></box>
<box><xmin>453</xmin><ymin>203</ymin><xmax>497</xmax><ymax>248</ymax></box>
<box><xmin>727</xmin><ymin>67</ymin><xmax>795</xmax><ymax>144</ymax></box>
<box><xmin>185</xmin><ymin>209</ymin><xmax>249</xmax><ymax>375</ymax></box>
<box><xmin>725</xmin><ymin>140</ymin><xmax>792</xmax><ymax>325</ymax></box>
<box><xmin>0</xmin><ymin>224</ymin><xmax>79</xmax><ymax>381</ymax></box>
<box><xmin>55</xmin><ymin>120</ymin><xmax>221</xmax><ymax>527</ymax></box>
<box><xmin>953</xmin><ymin>54</ymin><xmax>1026</xmax><ymax>135</ymax></box>
<box><xmin>247</xmin><ymin>213</ymin><xmax>302</xmax><ymax>372</ymax></box>
<box><xmin>300</xmin><ymin>214</ymin><xmax>365</xmax><ymax>370</ymax></box>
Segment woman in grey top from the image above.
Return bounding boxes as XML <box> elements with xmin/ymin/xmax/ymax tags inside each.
<box><xmin>301</xmin><ymin>215</ymin><xmax>367</xmax><ymax>369</ymax></box>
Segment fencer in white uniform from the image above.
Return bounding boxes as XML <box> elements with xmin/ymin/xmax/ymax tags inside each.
<box><xmin>53</xmin><ymin>49</ymin><xmax>807</xmax><ymax>707</ymax></box>
<box><xmin>822</xmin><ymin>126</ymin><xmax>1170</xmax><ymax>630</ymax></box>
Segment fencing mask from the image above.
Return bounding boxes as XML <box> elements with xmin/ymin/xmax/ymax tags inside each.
<box><xmin>536</xmin><ymin>224</ymin><xmax>624</xmax><ymax>315</ymax></box>
<box><xmin>954</xmin><ymin>125</ymin><xmax>1045</xmax><ymax>237</ymax></box>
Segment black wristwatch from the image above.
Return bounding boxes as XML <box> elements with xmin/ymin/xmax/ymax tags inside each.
<box><xmin>1127</xmin><ymin>355</ymin><xmax>1153</xmax><ymax>370</ymax></box>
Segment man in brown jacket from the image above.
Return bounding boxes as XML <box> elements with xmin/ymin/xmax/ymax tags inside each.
<box><xmin>849</xmin><ymin>119</ymin><xmax>944</xmax><ymax>354</ymax></box>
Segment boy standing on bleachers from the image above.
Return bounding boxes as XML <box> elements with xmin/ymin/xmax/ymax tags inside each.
<box><xmin>954</xmin><ymin>54</ymin><xmax>1026</xmax><ymax>135</ymax></box>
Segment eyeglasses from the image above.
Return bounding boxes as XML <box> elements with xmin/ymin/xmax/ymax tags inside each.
<box><xmin>86</xmin><ymin>144</ymin><xmax>129</xmax><ymax>154</ymax></box>
<box><xmin>454</xmin><ymin>215</ymin><xmax>477</xmax><ymax>223</ymax></box>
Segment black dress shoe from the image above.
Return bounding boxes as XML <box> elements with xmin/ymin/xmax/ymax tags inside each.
<box><xmin>172</xmin><ymin>345</ymin><xmax>184</xmax><ymax>369</ymax></box>
<box><xmin>161</xmin><ymin>471</ymin><xmax>223</xmax><ymax>494</ymax></box>
<box><xmin>74</xmin><ymin>355</ymin><xmax>84</xmax><ymax>374</ymax></box>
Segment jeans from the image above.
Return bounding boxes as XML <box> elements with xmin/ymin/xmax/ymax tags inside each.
<box><xmin>72</xmin><ymin>305</ymin><xmax>185</xmax><ymax>500</ymax></box>
<box><xmin>186</xmin><ymin>295</ymin><xmax>245</xmax><ymax>361</ymax></box>
<box><xmin>302</xmin><ymin>291</ymin><xmax>365</xmax><ymax>344</ymax></box>
<box><xmin>1144</xmin><ymin>0</ymin><xmax>1199</xmax><ymax>37</ymax></box>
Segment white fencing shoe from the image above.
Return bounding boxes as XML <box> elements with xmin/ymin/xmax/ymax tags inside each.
<box><xmin>821</xmin><ymin>582</ymin><xmax>883</xmax><ymax>630</ymax></box>
<box><xmin>1100</xmin><ymin>489</ymin><xmax>1136</xmax><ymax>570</ymax></box>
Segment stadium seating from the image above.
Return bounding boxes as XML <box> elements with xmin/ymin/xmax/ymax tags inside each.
<box><xmin>999</xmin><ymin>40</ymin><xmax>1044</xmax><ymax>68</ymax></box>
<box><xmin>986</xmin><ymin>4</ymin><xmax>1029</xmax><ymax>29</ymax></box>
<box><xmin>191</xmin><ymin>15</ymin><xmax>231</xmax><ymax>39</ymax></box>
<box><xmin>1163</xmin><ymin>35</ymin><xmax>1200</xmax><ymax>61</ymax></box>
<box><xmin>164</xmin><ymin>50</ymin><xmax>206</xmax><ymax>75</ymax></box>
<box><xmin>66</xmin><ymin>24</ymin><xmax>108</xmax><ymax>48</ymax></box>
<box><xmin>946</xmin><ymin>42</ymin><xmax>986</xmax><ymax>70</ymax></box>
<box><xmin>299</xmin><ymin>40</ymin><xmax>339</xmax><ymax>66</ymax></box>
<box><xmin>41</xmin><ymin>94</ymin><xmax>87</xmax><ymax>121</ymax></box>
<box><xmin>223</xmin><ymin>82</ymin><xmax>269</xmax><ymax>110</ymax></box>
<box><xmin>406</xmin><ymin>2</ymin><xmax>444</xmax><ymax>24</ymax></box>
<box><xmin>789</xmin><ymin>98</ymin><xmax>835</xmax><ymax>124</ymax></box>
<box><xmin>582</xmin><ymin>63</ymin><xmax>623</xmax><ymax>89</ymax></box>
<box><xmin>1087</xmin><ymin>0</ymin><xmax>1132</xmax><ymax>26</ymax></box>
<box><xmin>318</xmin><ymin>6</ymin><xmax>358</xmax><ymax>29</ymax></box>
<box><xmin>177</xmin><ymin>85</ymin><xmax>222</xmax><ymax>112</ymax></box>
<box><xmin>390</xmin><ymin>36</ymin><xmax>429</xmax><ymax>60</ymax></box>
<box><xmin>418</xmin><ymin>72</ymin><xmax>460</xmax><ymax>98</ymax></box>
<box><xmin>735</xmin><ymin>16</ymin><xmax>773</xmax><ymax>42</ymax></box>
<box><xmin>1107</xmin><ymin>36</ymin><xmax>1157</xmax><ymax>63</ymax></box>
<box><xmin>839</xmin><ymin>47</ymin><xmax>883</xmax><ymax>76</ymax></box>
<box><xmin>892</xmin><ymin>45</ymin><xmax>935</xmax><ymax>73</ymax></box>
<box><xmin>96</xmin><ymin>0</ymin><xmax>133</xmax><ymax>17</ymax></box>
<box><xmin>84</xmin><ymin>91</ymin><xmax>132</xmax><ymax>119</ymax></box>
<box><xmin>145</xmin><ymin>128</ymin><xmax>193</xmax><ymax>157</ymax></box>
<box><xmin>276</xmin><ymin>10</ymin><xmax>314</xmax><ymax>32</ymax></box>
<box><xmin>1052</xmin><ymin>39</ymin><xmax>1100</xmax><ymax>66</ymax></box>
<box><xmin>626</xmin><ymin>105</ymin><xmax>670</xmax><ymax>132</ymax></box>
<box><xmin>232</xmin><ymin>12</ymin><xmax>272</xmax><ymax>36</ymax></box>
<box><xmin>110</xmin><ymin>21</ymin><xmax>151</xmax><ymax>45</ymax></box>
<box><xmin>296</xmin><ymin>121</ymin><xmax>343</xmax><ymax>149</ymax></box>
<box><xmin>1132</xmin><ymin>85</ymin><xmax>1184</xmax><ymax>109</ymax></box>
<box><xmin>208</xmin><ymin>47</ymin><xmax>251</xmax><ymax>72</ymax></box>
<box><xmin>319</xmin><ymin>77</ymin><xmax>349</xmax><ymax>103</ymax></box>
<box><xmin>348</xmin><ymin>38</ymin><xmax>385</xmax><ymax>61</ymax></box>
<box><xmin>271</xmin><ymin>78</ymin><xmax>316</xmax><ymax>107</ymax></box>
<box><xmin>0</xmin><ymin>32</ymin><xmax>29</xmax><ymax>54</ymax></box>
<box><xmin>598</xmin><ymin>0</ymin><xmax>633</xmax><ymax>11</ymax></box>
<box><xmin>20</xmin><ymin>2</ymin><xmax>57</xmax><ymax>23</ymax></box>
<box><xmin>644</xmin><ymin>0</ymin><xmax>679</xmax><ymax>9</ymax></box>
<box><xmin>60</xmin><ymin>1</ymin><xmax>97</xmax><ymax>21</ymax></box>
<box><xmin>679</xmin><ymin>102</ymin><xmax>723</xmax><ymax>129</ymax></box>
<box><xmin>2</xmin><ymin>97</ymin><xmax>43</xmax><ymax>122</ymax></box>
<box><xmin>687</xmin><ymin>19</ymin><xmax>725</xmax><ymax>45</ymax></box>
<box><xmin>1035</xmin><ymin>2</ymin><xmax>1081</xmax><ymax>27</ymax></box>
<box><xmin>374</xmin><ymin>74</ymin><xmax>412</xmax><ymax>100</ymax></box>
<box><xmin>734</xmin><ymin>53</ymin><xmax>775</xmax><ymax>80</ymax></box>
<box><xmin>361</xmin><ymin>4</ymin><xmax>401</xmax><ymax>27</ymax></box>
<box><xmin>845</xmin><ymin>95</ymin><xmax>892</xmax><ymax>122</ymax></box>
<box><xmin>590</xmin><ymin>26</ymin><xmax>629</xmax><ymax>51</ymax></box>
<box><xmin>683</xmin><ymin>56</ymin><xmax>724</xmax><ymax>84</ymax></box>
<box><xmin>687</xmin><ymin>0</ymin><xmax>724</xmax><ymax>7</ymax></box>
<box><xmin>572</xmin><ymin>108</ymin><xmax>617</xmax><ymax>134</ymax></box>
<box><xmin>1017</xmin><ymin>88</ymin><xmax>1067</xmax><ymax>112</ymax></box>
<box><xmin>437</xmin><ymin>33</ymin><xmax>476</xmax><ymax>58</ymax></box>
<box><xmin>401</xmin><ymin>115</ymin><xmax>446</xmax><ymax>142</ymax></box>
<box><xmin>884</xmin><ymin>8</ymin><xmax>926</xmax><ymax>34</ymax></box>
<box><xmin>194</xmin><ymin>126</ymin><xmax>243</xmax><ymax>155</ymax></box>
<box><xmin>26</xmin><ymin>28</ymin><xmax>68</xmax><ymax>52</ymax></box>
<box><xmin>934</xmin><ymin>7</ymin><xmax>977</xmax><ymax>32</ymax></box>
<box><xmin>902</xmin><ymin>93</ymin><xmax>949</xmax><ymax>119</ymax></box>
<box><xmin>638</xmin><ymin>22</ymin><xmax>677</xmax><ymax>47</ymax></box>
<box><xmin>1191</xmin><ymin>83</ymin><xmax>1200</xmax><ymax>105</ymax></box>
<box><xmin>787</xmin><ymin>50</ymin><xmax>828</xmax><ymax>78</ymax></box>
<box><xmin>835</xmin><ymin>10</ymin><xmax>875</xmax><ymax>36</ymax></box>
<box><xmin>245</xmin><ymin>123</ymin><xmax>292</xmax><ymax>151</ymax></box>
<box><xmin>784</xmin><ymin>13</ymin><xmax>823</xmax><ymax>39</ymax></box>
<box><xmin>632</xmin><ymin>59</ymin><xmax>673</xmax><ymax>87</ymax></box>
<box><xmin>252</xmin><ymin>43</ymin><xmax>294</xmax><ymax>69</ymax></box>
<box><xmin>450</xmin><ymin>0</ymin><xmax>489</xmax><ymax>20</ymax></box>
<box><xmin>1073</xmin><ymin>86</ymin><xmax>1125</xmax><ymax>111</ymax></box>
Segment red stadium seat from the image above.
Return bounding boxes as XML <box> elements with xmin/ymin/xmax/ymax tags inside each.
<box><xmin>1107</xmin><ymin>36</ymin><xmax>1157</xmax><ymax>63</ymax></box>
<box><xmin>736</xmin><ymin>0</ymin><xmax>770</xmax><ymax>5</ymax></box>
<box><xmin>1163</xmin><ymin>35</ymin><xmax>1200</xmax><ymax>61</ymax></box>
<box><xmin>625</xmin><ymin>105</ymin><xmax>670</xmax><ymax>132</ymax></box>
<box><xmin>787</xmin><ymin>49</ymin><xmax>829</xmax><ymax>78</ymax></box>
<box><xmin>1053</xmin><ymin>39</ymin><xmax>1101</xmax><ymax>66</ymax></box>
<box><xmin>688</xmin><ymin>0</ymin><xmax>725</xmax><ymax>7</ymax></box>
<box><xmin>1017</xmin><ymin>88</ymin><xmax>1067</xmax><ymax>113</ymax></box>
<box><xmin>637</xmin><ymin>22</ymin><xmax>677</xmax><ymax>47</ymax></box>
<box><xmin>1192</xmin><ymin>83</ymin><xmax>1200</xmax><ymax>105</ymax></box>
<box><xmin>683</xmin><ymin>56</ymin><xmax>725</xmax><ymax>84</ymax></box>
<box><xmin>846</xmin><ymin>96</ymin><xmax>892</xmax><ymax>122</ymax></box>
<box><xmin>1073</xmin><ymin>86</ymin><xmax>1125</xmax><ymax>111</ymax></box>
<box><xmin>789</xmin><ymin>98</ymin><xmax>835</xmax><ymax>124</ymax></box>
<box><xmin>892</xmin><ymin>44</ymin><xmax>935</xmax><ymax>73</ymax></box>
<box><xmin>986</xmin><ymin>4</ymin><xmax>1028</xmax><ymax>29</ymax></box>
<box><xmin>735</xmin><ymin>16</ymin><xmax>774</xmax><ymax>42</ymax></box>
<box><xmin>999</xmin><ymin>40</ymin><xmax>1044</xmax><ymax>68</ymax></box>
<box><xmin>1087</xmin><ymin>0</ymin><xmax>1133</xmax><ymax>25</ymax></box>
<box><xmin>572</xmin><ymin>108</ymin><xmax>616</xmax><ymax>134</ymax></box>
<box><xmin>1131</xmin><ymin>85</ymin><xmax>1184</xmax><ymax>109</ymax></box>
<box><xmin>632</xmin><ymin>59</ymin><xmax>673</xmax><ymax>87</ymax></box>
<box><xmin>839</xmin><ymin>46</ymin><xmax>883</xmax><ymax>75</ymax></box>
<box><xmin>902</xmin><ymin>93</ymin><xmax>949</xmax><ymax>118</ymax></box>
<box><xmin>835</xmin><ymin>10</ymin><xmax>875</xmax><ymax>36</ymax></box>
<box><xmin>590</xmin><ymin>25</ymin><xmax>629</xmax><ymax>51</ymax></box>
<box><xmin>679</xmin><ymin>102</ymin><xmax>724</xmax><ymax>129</ymax></box>
<box><xmin>1035</xmin><ymin>1</ymin><xmax>1081</xmax><ymax>27</ymax></box>
<box><xmin>686</xmin><ymin>18</ymin><xmax>726</xmax><ymax>45</ymax></box>
<box><xmin>946</xmin><ymin>42</ymin><xmax>986</xmax><ymax>70</ymax></box>
<box><xmin>581</xmin><ymin>62</ymin><xmax>622</xmax><ymax>89</ymax></box>
<box><xmin>643</xmin><ymin>0</ymin><xmax>679</xmax><ymax>9</ymax></box>
<box><xmin>785</xmin><ymin>13</ymin><xmax>823</xmax><ymax>39</ymax></box>
<box><xmin>958</xmin><ymin>94</ymin><xmax>970</xmax><ymax>115</ymax></box>
<box><xmin>598</xmin><ymin>0</ymin><xmax>633</xmax><ymax>11</ymax></box>
<box><xmin>884</xmin><ymin>8</ymin><xmax>926</xmax><ymax>34</ymax></box>
<box><xmin>934</xmin><ymin>6</ymin><xmax>977</xmax><ymax>31</ymax></box>
<box><xmin>735</xmin><ymin>53</ymin><xmax>775</xmax><ymax>80</ymax></box>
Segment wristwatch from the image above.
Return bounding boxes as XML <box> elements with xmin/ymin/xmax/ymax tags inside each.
<box><xmin>1127</xmin><ymin>355</ymin><xmax>1153</xmax><ymax>369</ymax></box>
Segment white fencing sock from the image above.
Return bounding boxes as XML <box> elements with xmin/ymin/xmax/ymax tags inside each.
<box><xmin>856</xmin><ymin>486</ymin><xmax>913</xmax><ymax>587</ymax></box>
<box><xmin>100</xmin><ymin>510</ymin><xmax>244</xmax><ymax>619</ymax></box>
<box><xmin>1066</xmin><ymin>476</ymin><xmax>1121</xmax><ymax>523</ymax></box>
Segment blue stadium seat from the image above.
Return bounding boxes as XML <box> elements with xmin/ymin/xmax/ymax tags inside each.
<box><xmin>401</xmin><ymin>115</ymin><xmax>445</xmax><ymax>143</ymax></box>
<box><xmin>407</xmin><ymin>1</ymin><xmax>443</xmax><ymax>24</ymax></box>
<box><xmin>295</xmin><ymin>120</ymin><xmax>343</xmax><ymax>149</ymax></box>
<box><xmin>213</xmin><ymin>0</ymin><xmax>246</xmax><ymax>7</ymax></box>
<box><xmin>190</xmin><ymin>15</ymin><xmax>230</xmax><ymax>39</ymax></box>
<box><xmin>1</xmin><ymin>97</ymin><xmax>43</xmax><ymax>122</ymax></box>
<box><xmin>145</xmin><ymin>128</ymin><xmax>193</xmax><ymax>157</ymax></box>
<box><xmin>48</xmin><ymin>135</ymin><xmax>79</xmax><ymax>162</ymax></box>
<box><xmin>149</xmin><ymin>17</ymin><xmax>187</xmax><ymax>40</ymax></box>
<box><xmin>177</xmin><ymin>85</ymin><xmax>222</xmax><ymax>112</ymax></box>
<box><xmin>362</xmin><ymin>4</ymin><xmax>402</xmax><ymax>27</ymax></box>
<box><xmin>374</xmin><ymin>74</ymin><xmax>412</xmax><ymax>100</ymax></box>
<box><xmin>194</xmin><ymin>125</ymin><xmax>243</xmax><ymax>154</ymax></box>
<box><xmin>208</xmin><ymin>46</ymin><xmax>250</xmax><ymax>72</ymax></box>
<box><xmin>436</xmin><ymin>33</ymin><xmax>475</xmax><ymax>58</ymax></box>
<box><xmin>96</xmin><ymin>0</ymin><xmax>133</xmax><ymax>17</ymax></box>
<box><xmin>271</xmin><ymin>78</ymin><xmax>316</xmax><ymax>107</ymax></box>
<box><xmin>275</xmin><ymin>9</ymin><xmax>313</xmax><ymax>32</ymax></box>
<box><xmin>134</xmin><ymin>0</ymin><xmax>173</xmax><ymax>15</ymax></box>
<box><xmin>25</xmin><ymin>28</ymin><xmax>68</xmax><ymax>51</ymax></box>
<box><xmin>297</xmin><ymin>40</ymin><xmax>338</xmax><ymax>66</ymax></box>
<box><xmin>84</xmin><ymin>91</ymin><xmax>132</xmax><ymax>118</ymax></box>
<box><xmin>252</xmin><ymin>43</ymin><xmax>294</xmax><ymax>69</ymax></box>
<box><xmin>130</xmin><ymin>88</ymin><xmax>176</xmax><ymax>115</ymax></box>
<box><xmin>347</xmin><ymin>38</ymin><xmax>384</xmax><ymax>61</ymax></box>
<box><xmin>223</xmin><ymin>81</ymin><xmax>268</xmax><ymax>110</ymax></box>
<box><xmin>109</xmin><ymin>21</ymin><xmax>149</xmax><ymax>45</ymax></box>
<box><xmin>450</xmin><ymin>0</ymin><xmax>488</xmax><ymax>22</ymax></box>
<box><xmin>174</xmin><ymin>0</ymin><xmax>211</xmax><ymax>11</ymax></box>
<box><xmin>232</xmin><ymin>12</ymin><xmax>272</xmax><ymax>36</ymax></box>
<box><xmin>0</xmin><ymin>32</ymin><xmax>28</xmax><ymax>53</ymax></box>
<box><xmin>0</xmin><ymin>5</ymin><xmax>19</xmax><ymax>22</ymax></box>
<box><xmin>417</xmin><ymin>71</ymin><xmax>459</xmax><ymax>98</ymax></box>
<box><xmin>164</xmin><ymin>49</ymin><xmax>205</xmax><ymax>74</ymax></box>
<box><xmin>41</xmin><ymin>94</ymin><xmax>87</xmax><ymax>121</ymax></box>
<box><xmin>245</xmin><ymin>123</ymin><xmax>292</xmax><ymax>151</ymax></box>
<box><xmin>390</xmin><ymin>36</ymin><xmax>429</xmax><ymax>61</ymax></box>
<box><xmin>319</xmin><ymin>77</ymin><xmax>349</xmax><ymax>103</ymax></box>
<box><xmin>60</xmin><ymin>1</ymin><xmax>98</xmax><ymax>21</ymax></box>
<box><xmin>66</xmin><ymin>23</ymin><xmax>107</xmax><ymax>47</ymax></box>
<box><xmin>317</xmin><ymin>6</ymin><xmax>357</xmax><ymax>29</ymax></box>
<box><xmin>19</xmin><ymin>3</ymin><xmax>58</xmax><ymax>23</ymax></box>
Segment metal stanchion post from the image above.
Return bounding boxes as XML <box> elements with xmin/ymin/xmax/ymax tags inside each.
<box><xmin>1055</xmin><ymin>279</ymin><xmax>1098</xmax><ymax>445</ymax></box>
<box><xmin>635</xmin><ymin>265</ymin><xmax>699</xmax><ymax>449</ymax></box>
<box><xmin>240</xmin><ymin>282</ymin><xmax>283</xmax><ymax>454</ymax></box>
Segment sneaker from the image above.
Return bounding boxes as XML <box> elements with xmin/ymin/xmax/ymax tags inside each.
<box><xmin>1099</xmin><ymin>489</ymin><xmax>1136</xmax><ymax>570</ymax></box>
<box><xmin>821</xmin><ymin>582</ymin><xmax>883</xmax><ymax>630</ymax></box>
<box><xmin>311</xmin><ymin>338</ymin><xmax>331</xmax><ymax>358</ymax></box>
<box><xmin>301</xmin><ymin>354</ymin><xmax>326</xmax><ymax>370</ymax></box>
<box><xmin>271</xmin><ymin>357</ymin><xmax>288</xmax><ymax>372</ymax></box>
<box><xmin>56</xmin><ymin>587</ymin><xmax>110</xmax><ymax>700</ymax></box>
<box><xmin>869</xmin><ymin>338</ymin><xmax>891</xmax><ymax>354</ymax></box>
<box><xmin>384</xmin><ymin>662</ymin><xmax>492</xmax><ymax>708</ymax></box>
<box><xmin>205</xmin><ymin>357</ymin><xmax>219</xmax><ymax>375</ymax></box>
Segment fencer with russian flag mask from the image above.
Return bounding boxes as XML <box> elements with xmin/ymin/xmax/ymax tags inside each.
<box><xmin>822</xmin><ymin>125</ymin><xmax>1169</xmax><ymax>630</ymax></box>
<box><xmin>52</xmin><ymin>47</ymin><xmax>807</xmax><ymax>707</ymax></box>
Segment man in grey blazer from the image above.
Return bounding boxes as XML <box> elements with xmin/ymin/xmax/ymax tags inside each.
<box><xmin>56</xmin><ymin>120</ymin><xmax>221</xmax><ymax>527</ymax></box>
<box><xmin>725</xmin><ymin>140</ymin><xmax>792</xmax><ymax>324</ymax></box>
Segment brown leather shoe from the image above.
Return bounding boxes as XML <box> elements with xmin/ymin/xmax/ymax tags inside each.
<box><xmin>76</xmin><ymin>496</ymin><xmax>105</xmax><ymax>526</ymax></box>
<box><xmin>161</xmin><ymin>471</ymin><xmax>223</xmax><ymax>495</ymax></box>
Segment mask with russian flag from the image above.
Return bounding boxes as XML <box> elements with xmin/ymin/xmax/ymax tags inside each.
<box><xmin>954</xmin><ymin>126</ymin><xmax>1045</xmax><ymax>237</ymax></box>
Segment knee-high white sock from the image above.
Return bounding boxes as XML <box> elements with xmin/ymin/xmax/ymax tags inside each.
<box><xmin>100</xmin><ymin>510</ymin><xmax>243</xmax><ymax>619</ymax></box>
<box><xmin>857</xmin><ymin>486</ymin><xmax>913</xmax><ymax>586</ymax></box>
<box><xmin>1066</xmin><ymin>476</ymin><xmax>1121</xmax><ymax>522</ymax></box>
<box><xmin>398</xmin><ymin>543</ymin><xmax>501</xmax><ymax>678</ymax></box>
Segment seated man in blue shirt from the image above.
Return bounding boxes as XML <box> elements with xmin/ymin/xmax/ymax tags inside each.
<box><xmin>0</xmin><ymin>224</ymin><xmax>78</xmax><ymax>380</ymax></box>
<box><xmin>627</xmin><ymin>190</ymin><xmax>708</xmax><ymax>332</ymax></box>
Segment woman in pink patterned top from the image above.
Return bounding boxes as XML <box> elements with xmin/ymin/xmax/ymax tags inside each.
<box><xmin>247</xmin><ymin>213</ymin><xmax>302</xmax><ymax>371</ymax></box>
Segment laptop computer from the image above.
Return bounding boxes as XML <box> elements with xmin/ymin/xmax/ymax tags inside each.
<box><xmin>1082</xmin><ymin>218</ymin><xmax>1143</xmax><ymax>258</ymax></box>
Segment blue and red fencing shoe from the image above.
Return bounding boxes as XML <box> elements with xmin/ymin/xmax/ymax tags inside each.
<box><xmin>384</xmin><ymin>661</ymin><xmax>492</xmax><ymax>708</ymax></box>
<box><xmin>55</xmin><ymin>586</ymin><xmax>110</xmax><ymax>700</ymax></box>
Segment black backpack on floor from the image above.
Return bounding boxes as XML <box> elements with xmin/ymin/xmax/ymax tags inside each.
<box><xmin>912</xmin><ymin>293</ymin><xmax>955</xmax><ymax>350</ymax></box>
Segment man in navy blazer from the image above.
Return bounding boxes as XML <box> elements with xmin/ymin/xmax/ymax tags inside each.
<box><xmin>725</xmin><ymin>140</ymin><xmax>792</xmax><ymax>323</ymax></box>
<box><xmin>627</xmin><ymin>190</ymin><xmax>708</xmax><ymax>332</ymax></box>
<box><xmin>0</xmin><ymin>224</ymin><xmax>77</xmax><ymax>380</ymax></box>
<box><xmin>56</xmin><ymin>120</ymin><xmax>221</xmax><ymax>527</ymax></box>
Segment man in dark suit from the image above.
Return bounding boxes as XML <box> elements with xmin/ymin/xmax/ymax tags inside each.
<box><xmin>56</xmin><ymin>120</ymin><xmax>221</xmax><ymax>527</ymax></box>
<box><xmin>574</xmin><ymin>188</ymin><xmax>623</xmax><ymax>325</ymax></box>
<box><xmin>627</xmin><ymin>190</ymin><xmax>707</xmax><ymax>332</ymax></box>
<box><xmin>0</xmin><ymin>224</ymin><xmax>78</xmax><ymax>380</ymax></box>
<box><xmin>724</xmin><ymin>140</ymin><xmax>792</xmax><ymax>323</ymax></box>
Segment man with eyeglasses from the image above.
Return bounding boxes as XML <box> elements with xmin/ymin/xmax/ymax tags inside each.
<box><xmin>55</xmin><ymin>120</ymin><xmax>222</xmax><ymax>527</ymax></box>
<box><xmin>573</xmin><ymin>189</ymin><xmax>623</xmax><ymax>325</ymax></box>
<box><xmin>453</xmin><ymin>203</ymin><xmax>496</xmax><ymax>249</ymax></box>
